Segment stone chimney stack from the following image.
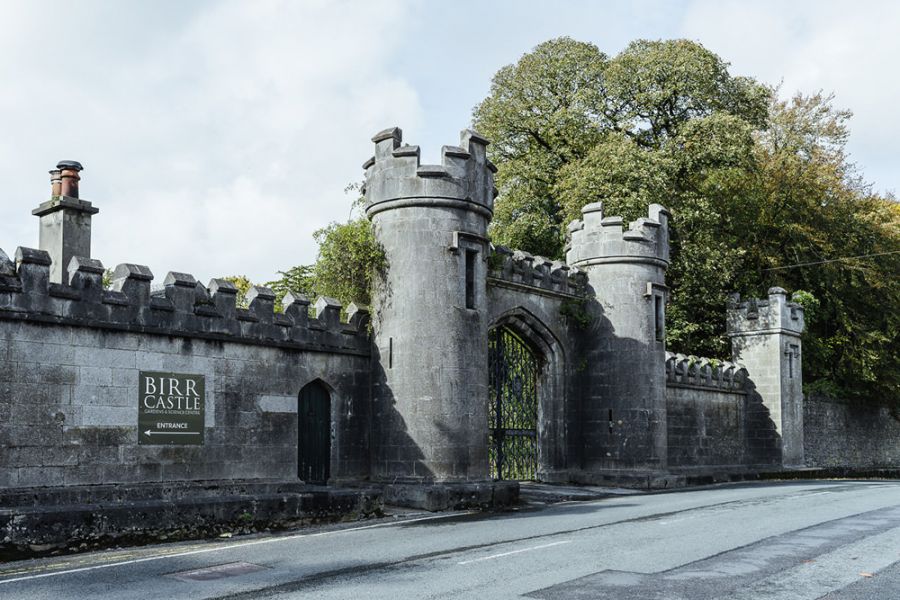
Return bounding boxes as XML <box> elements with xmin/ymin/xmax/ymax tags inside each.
<box><xmin>32</xmin><ymin>161</ymin><xmax>100</xmax><ymax>284</ymax></box>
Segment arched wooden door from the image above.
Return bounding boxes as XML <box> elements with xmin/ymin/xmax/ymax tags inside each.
<box><xmin>298</xmin><ymin>381</ymin><xmax>331</xmax><ymax>484</ymax></box>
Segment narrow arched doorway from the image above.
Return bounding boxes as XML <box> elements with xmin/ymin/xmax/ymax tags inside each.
<box><xmin>298</xmin><ymin>380</ymin><xmax>331</xmax><ymax>484</ymax></box>
<box><xmin>488</xmin><ymin>326</ymin><xmax>539</xmax><ymax>480</ymax></box>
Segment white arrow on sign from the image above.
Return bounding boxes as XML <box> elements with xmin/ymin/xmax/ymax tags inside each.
<box><xmin>144</xmin><ymin>430</ymin><xmax>200</xmax><ymax>436</ymax></box>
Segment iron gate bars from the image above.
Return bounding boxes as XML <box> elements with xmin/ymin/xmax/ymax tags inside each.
<box><xmin>488</xmin><ymin>326</ymin><xmax>538</xmax><ymax>480</ymax></box>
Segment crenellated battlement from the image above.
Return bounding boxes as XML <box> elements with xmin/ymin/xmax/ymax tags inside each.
<box><xmin>665</xmin><ymin>352</ymin><xmax>748</xmax><ymax>393</ymax></box>
<box><xmin>726</xmin><ymin>287</ymin><xmax>805</xmax><ymax>466</ymax></box>
<box><xmin>0</xmin><ymin>247</ymin><xmax>370</xmax><ymax>355</ymax></box>
<box><xmin>362</xmin><ymin>127</ymin><xmax>498</xmax><ymax>219</ymax></box>
<box><xmin>565</xmin><ymin>202</ymin><xmax>670</xmax><ymax>267</ymax></box>
<box><xmin>487</xmin><ymin>245</ymin><xmax>586</xmax><ymax>297</ymax></box>
<box><xmin>726</xmin><ymin>287</ymin><xmax>805</xmax><ymax>337</ymax></box>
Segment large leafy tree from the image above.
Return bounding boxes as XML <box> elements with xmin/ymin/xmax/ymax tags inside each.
<box><xmin>743</xmin><ymin>93</ymin><xmax>900</xmax><ymax>401</ymax></box>
<box><xmin>251</xmin><ymin>37</ymin><xmax>898</xmax><ymax>403</ymax></box>
<box><xmin>474</xmin><ymin>38</ymin><xmax>768</xmax><ymax>258</ymax></box>
<box><xmin>474</xmin><ymin>37</ymin><xmax>899</xmax><ymax>403</ymax></box>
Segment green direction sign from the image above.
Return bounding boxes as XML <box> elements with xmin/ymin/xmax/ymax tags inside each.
<box><xmin>138</xmin><ymin>371</ymin><xmax>205</xmax><ymax>445</ymax></box>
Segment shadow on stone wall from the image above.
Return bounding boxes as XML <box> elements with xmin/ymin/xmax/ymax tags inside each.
<box><xmin>804</xmin><ymin>393</ymin><xmax>900</xmax><ymax>468</ymax></box>
<box><xmin>488</xmin><ymin>306</ymin><xmax>569</xmax><ymax>482</ymax></box>
<box><xmin>574</xmin><ymin>296</ymin><xmax>669</xmax><ymax>474</ymax></box>
<box><xmin>742</xmin><ymin>380</ymin><xmax>782</xmax><ymax>466</ymax></box>
<box><xmin>369</xmin><ymin>343</ymin><xmax>434</xmax><ymax>482</ymax></box>
<box><xmin>730</xmin><ymin>329</ymin><xmax>784</xmax><ymax>467</ymax></box>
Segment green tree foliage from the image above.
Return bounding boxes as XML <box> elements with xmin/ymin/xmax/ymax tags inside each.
<box><xmin>102</xmin><ymin>268</ymin><xmax>114</xmax><ymax>290</ymax></box>
<box><xmin>474</xmin><ymin>37</ymin><xmax>899</xmax><ymax>403</ymax></box>
<box><xmin>265</xmin><ymin>264</ymin><xmax>316</xmax><ymax>302</ymax></box>
<box><xmin>744</xmin><ymin>94</ymin><xmax>900</xmax><ymax>401</ymax></box>
<box><xmin>308</xmin><ymin>216</ymin><xmax>385</xmax><ymax>306</ymax></box>
<box><xmin>474</xmin><ymin>38</ymin><xmax>768</xmax><ymax>258</ymax></box>
<box><xmin>259</xmin><ymin>196</ymin><xmax>385</xmax><ymax>308</ymax></box>
<box><xmin>473</xmin><ymin>38</ymin><xmax>608</xmax><ymax>257</ymax></box>
<box><xmin>221</xmin><ymin>275</ymin><xmax>253</xmax><ymax>308</ymax></box>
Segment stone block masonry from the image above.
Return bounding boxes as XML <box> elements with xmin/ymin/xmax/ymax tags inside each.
<box><xmin>664</xmin><ymin>352</ymin><xmax>751</xmax><ymax>468</ymax></box>
<box><xmin>0</xmin><ymin>247</ymin><xmax>372</xmax><ymax>489</ymax></box>
<box><xmin>566</xmin><ymin>201</ymin><xmax>671</xmax><ymax>475</ymax></box>
<box><xmin>364</xmin><ymin>127</ymin><xmax>497</xmax><ymax>483</ymax></box>
<box><xmin>0</xmin><ymin>480</ymin><xmax>384</xmax><ymax>559</ymax></box>
<box><xmin>804</xmin><ymin>394</ymin><xmax>900</xmax><ymax>468</ymax></box>
<box><xmin>2</xmin><ymin>122</ymin><xmax>880</xmax><ymax>554</ymax></box>
<box><xmin>728</xmin><ymin>288</ymin><xmax>805</xmax><ymax>467</ymax></box>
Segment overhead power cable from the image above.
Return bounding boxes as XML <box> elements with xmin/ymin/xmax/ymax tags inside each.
<box><xmin>761</xmin><ymin>250</ymin><xmax>900</xmax><ymax>271</ymax></box>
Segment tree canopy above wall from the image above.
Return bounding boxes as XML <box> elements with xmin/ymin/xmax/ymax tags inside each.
<box><xmin>242</xmin><ymin>37</ymin><xmax>897</xmax><ymax>406</ymax></box>
<box><xmin>473</xmin><ymin>37</ymin><xmax>899</xmax><ymax>406</ymax></box>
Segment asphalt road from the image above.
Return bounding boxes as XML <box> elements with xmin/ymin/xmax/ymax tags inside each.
<box><xmin>2</xmin><ymin>480</ymin><xmax>899</xmax><ymax>599</ymax></box>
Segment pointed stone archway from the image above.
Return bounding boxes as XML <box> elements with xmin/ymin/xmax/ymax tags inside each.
<box><xmin>298</xmin><ymin>379</ymin><xmax>331</xmax><ymax>484</ymax></box>
<box><xmin>488</xmin><ymin>307</ymin><xmax>567</xmax><ymax>482</ymax></box>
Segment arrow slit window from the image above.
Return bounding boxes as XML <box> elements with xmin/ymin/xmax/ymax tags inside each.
<box><xmin>465</xmin><ymin>249</ymin><xmax>477</xmax><ymax>309</ymax></box>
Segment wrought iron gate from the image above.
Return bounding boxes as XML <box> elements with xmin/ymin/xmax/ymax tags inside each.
<box><xmin>488</xmin><ymin>326</ymin><xmax>539</xmax><ymax>480</ymax></box>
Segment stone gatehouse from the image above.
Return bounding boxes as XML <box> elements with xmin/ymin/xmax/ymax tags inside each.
<box><xmin>1</xmin><ymin>126</ymin><xmax>813</xmax><ymax>525</ymax></box>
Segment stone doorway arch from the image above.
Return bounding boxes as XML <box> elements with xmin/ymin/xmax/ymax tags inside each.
<box><xmin>298</xmin><ymin>379</ymin><xmax>331</xmax><ymax>484</ymax></box>
<box><xmin>489</xmin><ymin>325</ymin><xmax>540</xmax><ymax>480</ymax></box>
<box><xmin>488</xmin><ymin>307</ymin><xmax>567</xmax><ymax>482</ymax></box>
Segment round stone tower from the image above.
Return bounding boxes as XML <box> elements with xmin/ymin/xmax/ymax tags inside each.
<box><xmin>566</xmin><ymin>202</ymin><xmax>671</xmax><ymax>476</ymax></box>
<box><xmin>363</xmin><ymin>127</ymin><xmax>497</xmax><ymax>482</ymax></box>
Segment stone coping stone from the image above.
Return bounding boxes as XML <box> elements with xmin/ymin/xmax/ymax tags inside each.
<box><xmin>679</xmin><ymin>467</ymin><xmax>900</xmax><ymax>486</ymax></box>
<box><xmin>570</xmin><ymin>467</ymin><xmax>900</xmax><ymax>491</ymax></box>
<box><xmin>518</xmin><ymin>482</ymin><xmax>642</xmax><ymax>505</ymax></box>
<box><xmin>382</xmin><ymin>480</ymin><xmax>519</xmax><ymax>512</ymax></box>
<box><xmin>0</xmin><ymin>478</ymin><xmax>343</xmax><ymax>508</ymax></box>
<box><xmin>569</xmin><ymin>470</ymin><xmax>687</xmax><ymax>490</ymax></box>
<box><xmin>0</xmin><ymin>482</ymin><xmax>383</xmax><ymax>561</ymax></box>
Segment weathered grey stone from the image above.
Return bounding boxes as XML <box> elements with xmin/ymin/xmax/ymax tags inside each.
<box><xmin>0</xmin><ymin>318</ymin><xmax>370</xmax><ymax>489</ymax></box>
<box><xmin>0</xmin><ymin>123</ymin><xmax>833</xmax><ymax>536</ymax></box>
<box><xmin>0</xmin><ymin>248</ymin><xmax>15</xmax><ymax>277</ymax></box>
<box><xmin>566</xmin><ymin>202</ymin><xmax>671</xmax><ymax>474</ymax></box>
<box><xmin>257</xmin><ymin>395</ymin><xmax>297</xmax><ymax>414</ymax></box>
<box><xmin>728</xmin><ymin>290</ymin><xmax>805</xmax><ymax>466</ymax></box>
<box><xmin>365</xmin><ymin>127</ymin><xmax>498</xmax><ymax>484</ymax></box>
<box><xmin>314</xmin><ymin>296</ymin><xmax>342</xmax><ymax>329</ymax></box>
<box><xmin>111</xmin><ymin>263</ymin><xmax>153</xmax><ymax>305</ymax></box>
<box><xmin>15</xmin><ymin>246</ymin><xmax>51</xmax><ymax>295</ymax></box>
<box><xmin>82</xmin><ymin>405</ymin><xmax>135</xmax><ymax>427</ymax></box>
<box><xmin>247</xmin><ymin>286</ymin><xmax>276</xmax><ymax>324</ymax></box>
<box><xmin>32</xmin><ymin>193</ymin><xmax>99</xmax><ymax>284</ymax></box>
<box><xmin>346</xmin><ymin>302</ymin><xmax>369</xmax><ymax>330</ymax></box>
<box><xmin>67</xmin><ymin>256</ymin><xmax>105</xmax><ymax>303</ymax></box>
<box><xmin>804</xmin><ymin>394</ymin><xmax>900</xmax><ymax>468</ymax></box>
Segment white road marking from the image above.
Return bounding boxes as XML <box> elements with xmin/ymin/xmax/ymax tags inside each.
<box><xmin>457</xmin><ymin>541</ymin><xmax>571</xmax><ymax>565</ymax></box>
<box><xmin>0</xmin><ymin>512</ymin><xmax>466</xmax><ymax>586</ymax></box>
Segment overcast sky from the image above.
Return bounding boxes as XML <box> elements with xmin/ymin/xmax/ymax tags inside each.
<box><xmin>1</xmin><ymin>0</ymin><xmax>897</xmax><ymax>285</ymax></box>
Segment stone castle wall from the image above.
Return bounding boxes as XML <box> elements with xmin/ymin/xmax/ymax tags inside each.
<box><xmin>486</xmin><ymin>245</ymin><xmax>586</xmax><ymax>481</ymax></box>
<box><xmin>804</xmin><ymin>394</ymin><xmax>900</xmax><ymax>469</ymax></box>
<box><xmin>665</xmin><ymin>386</ymin><xmax>746</xmax><ymax>468</ymax></box>
<box><xmin>662</xmin><ymin>352</ymin><xmax>783</xmax><ymax>469</ymax></box>
<box><xmin>364</xmin><ymin>127</ymin><xmax>496</xmax><ymax>483</ymax></box>
<box><xmin>0</xmin><ymin>247</ymin><xmax>372</xmax><ymax>488</ymax></box>
<box><xmin>2</xmin><ymin>125</ymin><xmax>891</xmax><ymax>508</ymax></box>
<box><xmin>663</xmin><ymin>353</ymin><xmax>749</xmax><ymax>467</ymax></box>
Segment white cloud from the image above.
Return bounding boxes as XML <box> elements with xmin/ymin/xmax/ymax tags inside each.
<box><xmin>679</xmin><ymin>0</ymin><xmax>900</xmax><ymax>196</ymax></box>
<box><xmin>2</xmin><ymin>0</ymin><xmax>895</xmax><ymax>292</ymax></box>
<box><xmin>0</xmin><ymin>0</ymin><xmax>421</xmax><ymax>285</ymax></box>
